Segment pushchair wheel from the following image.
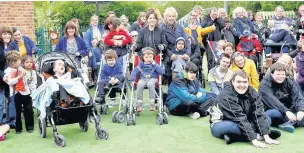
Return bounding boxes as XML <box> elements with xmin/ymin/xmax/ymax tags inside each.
<box><xmin>79</xmin><ymin>120</ymin><xmax>89</xmax><ymax>132</ymax></box>
<box><xmin>54</xmin><ymin>134</ymin><xmax>66</xmax><ymax>147</ymax></box>
<box><xmin>156</xmin><ymin>113</ymin><xmax>164</xmax><ymax>125</ymax></box>
<box><xmin>116</xmin><ymin>111</ymin><xmax>125</xmax><ymax>123</ymax></box>
<box><xmin>132</xmin><ymin>114</ymin><xmax>136</xmax><ymax>125</ymax></box>
<box><xmin>112</xmin><ymin>111</ymin><xmax>118</xmax><ymax>123</ymax></box>
<box><xmin>95</xmin><ymin>128</ymin><xmax>109</xmax><ymax>140</ymax></box>
<box><xmin>38</xmin><ymin>118</ymin><xmax>46</xmax><ymax>138</ymax></box>
<box><xmin>162</xmin><ymin>112</ymin><xmax>169</xmax><ymax>124</ymax></box>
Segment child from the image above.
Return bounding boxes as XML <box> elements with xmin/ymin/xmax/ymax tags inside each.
<box><xmin>95</xmin><ymin>49</ymin><xmax>124</xmax><ymax>105</ymax></box>
<box><xmin>0</xmin><ymin>124</ymin><xmax>10</xmax><ymax>141</ymax></box>
<box><xmin>3</xmin><ymin>51</ymin><xmax>23</xmax><ymax>130</ymax></box>
<box><xmin>13</xmin><ymin>56</ymin><xmax>37</xmax><ymax>134</ymax></box>
<box><xmin>130</xmin><ymin>47</ymin><xmax>164</xmax><ymax>112</ymax></box>
<box><xmin>88</xmin><ymin>38</ymin><xmax>101</xmax><ymax>84</ymax></box>
<box><xmin>236</xmin><ymin>30</ymin><xmax>262</xmax><ymax>64</ymax></box>
<box><xmin>104</xmin><ymin>18</ymin><xmax>132</xmax><ymax>63</ymax></box>
<box><xmin>169</xmin><ymin>37</ymin><xmax>190</xmax><ymax>79</ymax></box>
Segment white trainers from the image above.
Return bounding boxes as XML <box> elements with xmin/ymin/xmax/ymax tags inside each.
<box><xmin>189</xmin><ymin>112</ymin><xmax>200</xmax><ymax>120</ymax></box>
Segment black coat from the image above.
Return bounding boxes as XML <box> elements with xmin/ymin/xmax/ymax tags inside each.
<box><xmin>135</xmin><ymin>26</ymin><xmax>168</xmax><ymax>55</ymax></box>
<box><xmin>0</xmin><ymin>42</ymin><xmax>9</xmax><ymax>98</ymax></box>
<box><xmin>217</xmin><ymin>84</ymin><xmax>270</xmax><ymax>141</ymax></box>
<box><xmin>190</xmin><ymin>42</ymin><xmax>201</xmax><ymax>60</ymax></box>
<box><xmin>259</xmin><ymin>75</ymin><xmax>304</xmax><ymax>114</ymax></box>
<box><xmin>221</xmin><ymin>26</ymin><xmax>238</xmax><ymax>46</ymax></box>
<box><xmin>201</xmin><ymin>16</ymin><xmax>225</xmax><ymax>41</ymax></box>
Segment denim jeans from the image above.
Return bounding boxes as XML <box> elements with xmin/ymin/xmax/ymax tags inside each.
<box><xmin>266</xmin><ymin>109</ymin><xmax>286</xmax><ymax>126</ymax></box>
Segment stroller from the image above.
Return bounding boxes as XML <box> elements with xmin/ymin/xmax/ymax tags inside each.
<box><xmin>34</xmin><ymin>52</ymin><xmax>109</xmax><ymax>147</ymax></box>
<box><xmin>127</xmin><ymin>49</ymin><xmax>169</xmax><ymax>126</ymax></box>
<box><xmin>93</xmin><ymin>53</ymin><xmax>130</xmax><ymax>124</ymax></box>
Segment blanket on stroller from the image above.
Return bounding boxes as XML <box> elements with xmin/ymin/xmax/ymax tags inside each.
<box><xmin>32</xmin><ymin>77</ymin><xmax>90</xmax><ymax>119</ymax></box>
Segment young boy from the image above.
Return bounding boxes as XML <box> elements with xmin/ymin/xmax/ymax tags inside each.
<box><xmin>169</xmin><ymin>37</ymin><xmax>190</xmax><ymax>79</ymax></box>
<box><xmin>3</xmin><ymin>51</ymin><xmax>23</xmax><ymax>128</ymax></box>
<box><xmin>130</xmin><ymin>47</ymin><xmax>164</xmax><ymax>112</ymax></box>
<box><xmin>89</xmin><ymin>38</ymin><xmax>102</xmax><ymax>84</ymax></box>
<box><xmin>95</xmin><ymin>49</ymin><xmax>124</xmax><ymax>105</ymax></box>
<box><xmin>104</xmin><ymin>18</ymin><xmax>132</xmax><ymax>63</ymax></box>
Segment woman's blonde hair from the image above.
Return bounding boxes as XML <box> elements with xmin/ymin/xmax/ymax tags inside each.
<box><xmin>163</xmin><ymin>7</ymin><xmax>178</xmax><ymax>20</ymax></box>
<box><xmin>232</xmin><ymin>7</ymin><xmax>247</xmax><ymax>19</ymax></box>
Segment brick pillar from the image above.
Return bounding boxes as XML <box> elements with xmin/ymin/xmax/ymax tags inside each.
<box><xmin>0</xmin><ymin>2</ymin><xmax>35</xmax><ymax>40</ymax></box>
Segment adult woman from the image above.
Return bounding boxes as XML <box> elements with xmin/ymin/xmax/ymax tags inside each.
<box><xmin>136</xmin><ymin>10</ymin><xmax>167</xmax><ymax>55</ymax></box>
<box><xmin>55</xmin><ymin>21</ymin><xmax>88</xmax><ymax>62</ymax></box>
<box><xmin>296</xmin><ymin>5</ymin><xmax>304</xmax><ymax>40</ymax></box>
<box><xmin>232</xmin><ymin>7</ymin><xmax>256</xmax><ymax>38</ymax></box>
<box><xmin>71</xmin><ymin>18</ymin><xmax>83</xmax><ymax>38</ymax></box>
<box><xmin>230</xmin><ymin>52</ymin><xmax>259</xmax><ymax>91</ymax></box>
<box><xmin>247</xmin><ymin>11</ymin><xmax>254</xmax><ymax>22</ymax></box>
<box><xmin>129</xmin><ymin>12</ymin><xmax>146</xmax><ymax>33</ymax></box>
<box><xmin>84</xmin><ymin>15</ymin><xmax>103</xmax><ymax>50</ymax></box>
<box><xmin>253</xmin><ymin>13</ymin><xmax>267</xmax><ymax>41</ymax></box>
<box><xmin>218</xmin><ymin>8</ymin><xmax>228</xmax><ymax>19</ymax></box>
<box><xmin>11</xmin><ymin>27</ymin><xmax>38</xmax><ymax>57</ymax></box>
<box><xmin>0</xmin><ymin>27</ymin><xmax>16</xmax><ymax>52</ymax></box>
<box><xmin>161</xmin><ymin>7</ymin><xmax>190</xmax><ymax>53</ymax></box>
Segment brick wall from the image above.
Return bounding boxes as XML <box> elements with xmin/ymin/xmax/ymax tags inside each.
<box><xmin>0</xmin><ymin>2</ymin><xmax>35</xmax><ymax>40</ymax></box>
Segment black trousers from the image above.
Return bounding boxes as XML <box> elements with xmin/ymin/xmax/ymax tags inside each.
<box><xmin>14</xmin><ymin>93</ymin><xmax>34</xmax><ymax>131</ymax></box>
<box><xmin>170</xmin><ymin>100</ymin><xmax>213</xmax><ymax>117</ymax></box>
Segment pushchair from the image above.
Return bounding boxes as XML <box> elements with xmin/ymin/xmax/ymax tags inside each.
<box><xmin>34</xmin><ymin>52</ymin><xmax>109</xmax><ymax>147</ymax></box>
<box><xmin>93</xmin><ymin>53</ymin><xmax>130</xmax><ymax>124</ymax></box>
<box><xmin>127</xmin><ymin>49</ymin><xmax>169</xmax><ymax>126</ymax></box>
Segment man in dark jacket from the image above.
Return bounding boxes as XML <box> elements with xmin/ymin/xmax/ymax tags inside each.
<box><xmin>260</xmin><ymin>63</ymin><xmax>304</xmax><ymax>133</ymax></box>
<box><xmin>201</xmin><ymin>8</ymin><xmax>225</xmax><ymax>41</ymax></box>
<box><xmin>210</xmin><ymin>70</ymin><xmax>280</xmax><ymax>147</ymax></box>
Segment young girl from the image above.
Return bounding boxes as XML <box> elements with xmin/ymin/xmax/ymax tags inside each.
<box><xmin>130</xmin><ymin>47</ymin><xmax>164</xmax><ymax>112</ymax></box>
<box><xmin>13</xmin><ymin>56</ymin><xmax>37</xmax><ymax>134</ymax></box>
<box><xmin>3</xmin><ymin>51</ymin><xmax>23</xmax><ymax>130</ymax></box>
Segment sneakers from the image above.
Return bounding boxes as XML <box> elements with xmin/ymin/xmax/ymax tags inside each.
<box><xmin>269</xmin><ymin>130</ymin><xmax>281</xmax><ymax>139</ymax></box>
<box><xmin>136</xmin><ymin>100</ymin><xmax>143</xmax><ymax>112</ymax></box>
<box><xmin>150</xmin><ymin>99</ymin><xmax>156</xmax><ymax>111</ymax></box>
<box><xmin>0</xmin><ymin>135</ymin><xmax>5</xmax><ymax>141</ymax></box>
<box><xmin>223</xmin><ymin>135</ymin><xmax>232</xmax><ymax>144</ymax></box>
<box><xmin>278</xmin><ymin>121</ymin><xmax>295</xmax><ymax>133</ymax></box>
<box><xmin>27</xmin><ymin>130</ymin><xmax>34</xmax><ymax>133</ymax></box>
<box><xmin>16</xmin><ymin>131</ymin><xmax>22</xmax><ymax>134</ymax></box>
<box><xmin>189</xmin><ymin>112</ymin><xmax>200</xmax><ymax>120</ymax></box>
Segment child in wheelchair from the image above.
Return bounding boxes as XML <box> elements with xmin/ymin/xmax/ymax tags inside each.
<box><xmin>130</xmin><ymin>47</ymin><xmax>164</xmax><ymax>112</ymax></box>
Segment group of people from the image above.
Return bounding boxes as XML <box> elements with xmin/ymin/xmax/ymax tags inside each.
<box><xmin>0</xmin><ymin>3</ymin><xmax>304</xmax><ymax>149</ymax></box>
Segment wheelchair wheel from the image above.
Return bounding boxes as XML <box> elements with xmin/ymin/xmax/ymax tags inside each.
<box><xmin>38</xmin><ymin>118</ymin><xmax>47</xmax><ymax>138</ymax></box>
<box><xmin>54</xmin><ymin>134</ymin><xmax>66</xmax><ymax>147</ymax></box>
<box><xmin>162</xmin><ymin>112</ymin><xmax>169</xmax><ymax>124</ymax></box>
<box><xmin>79</xmin><ymin>120</ymin><xmax>89</xmax><ymax>132</ymax></box>
<box><xmin>95</xmin><ymin>127</ymin><xmax>109</xmax><ymax>140</ymax></box>
<box><xmin>116</xmin><ymin>111</ymin><xmax>125</xmax><ymax>123</ymax></box>
<box><xmin>156</xmin><ymin>113</ymin><xmax>164</xmax><ymax>125</ymax></box>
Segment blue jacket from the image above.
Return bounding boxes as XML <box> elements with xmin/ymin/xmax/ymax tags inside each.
<box><xmin>92</xmin><ymin>47</ymin><xmax>101</xmax><ymax>63</ymax></box>
<box><xmin>88</xmin><ymin>50</ymin><xmax>97</xmax><ymax>70</ymax></box>
<box><xmin>55</xmin><ymin>36</ymin><xmax>88</xmax><ymax>56</ymax></box>
<box><xmin>130</xmin><ymin>62</ymin><xmax>164</xmax><ymax>82</ymax></box>
<box><xmin>160</xmin><ymin>23</ymin><xmax>191</xmax><ymax>55</ymax></box>
<box><xmin>233</xmin><ymin>17</ymin><xmax>256</xmax><ymax>37</ymax></box>
<box><xmin>101</xmin><ymin>62</ymin><xmax>124</xmax><ymax>83</ymax></box>
<box><xmin>11</xmin><ymin>36</ymin><xmax>38</xmax><ymax>56</ymax></box>
<box><xmin>166</xmin><ymin>72</ymin><xmax>207</xmax><ymax>110</ymax></box>
<box><xmin>84</xmin><ymin>25</ymin><xmax>104</xmax><ymax>50</ymax></box>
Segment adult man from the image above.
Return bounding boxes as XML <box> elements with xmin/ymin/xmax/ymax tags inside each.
<box><xmin>208</xmin><ymin>53</ymin><xmax>233</xmax><ymax>95</ymax></box>
<box><xmin>201</xmin><ymin>7</ymin><xmax>225</xmax><ymax>41</ymax></box>
<box><xmin>210</xmin><ymin>70</ymin><xmax>281</xmax><ymax>147</ymax></box>
<box><xmin>260</xmin><ymin>63</ymin><xmax>304</xmax><ymax>133</ymax></box>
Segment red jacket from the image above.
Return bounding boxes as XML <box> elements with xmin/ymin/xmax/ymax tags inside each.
<box><xmin>104</xmin><ymin>29</ymin><xmax>132</xmax><ymax>46</ymax></box>
<box><xmin>236</xmin><ymin>37</ymin><xmax>262</xmax><ymax>56</ymax></box>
